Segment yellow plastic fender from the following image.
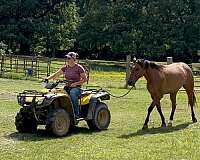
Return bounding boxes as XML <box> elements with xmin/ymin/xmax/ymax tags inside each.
<box><xmin>41</xmin><ymin>88</ymin><xmax>49</xmax><ymax>93</ymax></box>
<box><xmin>80</xmin><ymin>93</ymin><xmax>93</xmax><ymax>106</ymax></box>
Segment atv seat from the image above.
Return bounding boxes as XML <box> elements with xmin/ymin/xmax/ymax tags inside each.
<box><xmin>79</xmin><ymin>89</ymin><xmax>99</xmax><ymax>98</ymax></box>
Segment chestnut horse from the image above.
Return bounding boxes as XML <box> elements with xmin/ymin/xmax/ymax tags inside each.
<box><xmin>128</xmin><ymin>59</ymin><xmax>197</xmax><ymax>129</ymax></box>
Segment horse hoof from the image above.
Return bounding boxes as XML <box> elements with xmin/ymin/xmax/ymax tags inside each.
<box><xmin>193</xmin><ymin>118</ymin><xmax>197</xmax><ymax>123</ymax></box>
<box><xmin>168</xmin><ymin>120</ymin><xmax>173</xmax><ymax>127</ymax></box>
<box><xmin>161</xmin><ymin>123</ymin><xmax>166</xmax><ymax>128</ymax></box>
<box><xmin>168</xmin><ymin>122</ymin><xmax>173</xmax><ymax>127</ymax></box>
<box><xmin>142</xmin><ymin>125</ymin><xmax>148</xmax><ymax>130</ymax></box>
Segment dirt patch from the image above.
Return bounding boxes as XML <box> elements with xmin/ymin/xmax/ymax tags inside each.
<box><xmin>0</xmin><ymin>92</ymin><xmax>18</xmax><ymax>101</ymax></box>
<box><xmin>0</xmin><ymin>134</ymin><xmax>17</xmax><ymax>151</ymax></box>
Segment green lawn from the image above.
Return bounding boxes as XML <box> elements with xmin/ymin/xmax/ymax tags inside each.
<box><xmin>0</xmin><ymin>72</ymin><xmax>200</xmax><ymax>160</ymax></box>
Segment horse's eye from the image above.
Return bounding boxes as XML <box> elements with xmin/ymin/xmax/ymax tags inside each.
<box><xmin>135</xmin><ymin>68</ymin><xmax>139</xmax><ymax>72</ymax></box>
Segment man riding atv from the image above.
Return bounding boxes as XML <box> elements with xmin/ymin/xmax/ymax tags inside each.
<box><xmin>45</xmin><ymin>52</ymin><xmax>86</xmax><ymax>119</ymax></box>
<box><xmin>15</xmin><ymin>52</ymin><xmax>111</xmax><ymax>136</ymax></box>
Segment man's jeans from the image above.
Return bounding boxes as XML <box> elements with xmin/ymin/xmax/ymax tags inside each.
<box><xmin>65</xmin><ymin>87</ymin><xmax>81</xmax><ymax>118</ymax></box>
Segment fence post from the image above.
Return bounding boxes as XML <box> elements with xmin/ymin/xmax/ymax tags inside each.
<box><xmin>1</xmin><ymin>55</ymin><xmax>4</xmax><ymax>71</ymax></box>
<box><xmin>14</xmin><ymin>57</ymin><xmax>16</xmax><ymax>72</ymax></box>
<box><xmin>16</xmin><ymin>56</ymin><xmax>18</xmax><ymax>73</ymax></box>
<box><xmin>0</xmin><ymin>56</ymin><xmax>1</xmax><ymax>73</ymax></box>
<box><xmin>23</xmin><ymin>58</ymin><xmax>26</xmax><ymax>75</ymax></box>
<box><xmin>167</xmin><ymin>57</ymin><xmax>173</xmax><ymax>65</ymax></box>
<box><xmin>47</xmin><ymin>58</ymin><xmax>51</xmax><ymax>77</ymax></box>
<box><xmin>24</xmin><ymin>58</ymin><xmax>28</xmax><ymax>76</ymax></box>
<box><xmin>10</xmin><ymin>55</ymin><xmax>12</xmax><ymax>71</ymax></box>
<box><xmin>31</xmin><ymin>57</ymin><xmax>34</xmax><ymax>69</ymax></box>
<box><xmin>35</xmin><ymin>58</ymin><xmax>38</xmax><ymax>78</ymax></box>
<box><xmin>46</xmin><ymin>58</ymin><xmax>48</xmax><ymax>77</ymax></box>
<box><xmin>125</xmin><ymin>55</ymin><xmax>131</xmax><ymax>89</ymax></box>
<box><xmin>86</xmin><ymin>59</ymin><xmax>90</xmax><ymax>84</ymax></box>
<box><xmin>37</xmin><ymin>58</ymin><xmax>40</xmax><ymax>79</ymax></box>
<box><xmin>1</xmin><ymin>55</ymin><xmax>4</xmax><ymax>73</ymax></box>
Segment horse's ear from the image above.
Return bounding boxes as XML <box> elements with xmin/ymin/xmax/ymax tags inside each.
<box><xmin>133</xmin><ymin>57</ymin><xmax>137</xmax><ymax>63</ymax></box>
<box><xmin>143</xmin><ymin>60</ymin><xmax>149</xmax><ymax>69</ymax></box>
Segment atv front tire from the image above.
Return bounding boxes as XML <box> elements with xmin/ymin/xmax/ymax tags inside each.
<box><xmin>87</xmin><ymin>102</ymin><xmax>111</xmax><ymax>131</ymax></box>
<box><xmin>46</xmin><ymin>109</ymin><xmax>70</xmax><ymax>137</ymax></box>
<box><xmin>15</xmin><ymin>108</ymin><xmax>38</xmax><ymax>133</ymax></box>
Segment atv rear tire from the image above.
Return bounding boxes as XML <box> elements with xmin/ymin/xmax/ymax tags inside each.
<box><xmin>15</xmin><ymin>108</ymin><xmax>38</xmax><ymax>133</ymax></box>
<box><xmin>87</xmin><ymin>102</ymin><xmax>111</xmax><ymax>131</ymax></box>
<box><xmin>46</xmin><ymin>109</ymin><xmax>70</xmax><ymax>137</ymax></box>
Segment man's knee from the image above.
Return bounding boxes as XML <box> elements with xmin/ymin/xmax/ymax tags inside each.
<box><xmin>70</xmin><ymin>88</ymin><xmax>80</xmax><ymax>97</ymax></box>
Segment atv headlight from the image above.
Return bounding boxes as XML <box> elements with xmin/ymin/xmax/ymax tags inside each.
<box><xmin>36</xmin><ymin>97</ymin><xmax>45</xmax><ymax>105</ymax></box>
<box><xmin>18</xmin><ymin>96</ymin><xmax>26</xmax><ymax>106</ymax></box>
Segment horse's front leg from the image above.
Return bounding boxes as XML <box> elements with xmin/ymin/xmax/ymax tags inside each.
<box><xmin>156</xmin><ymin>101</ymin><xmax>166</xmax><ymax>128</ymax></box>
<box><xmin>142</xmin><ymin>101</ymin><xmax>156</xmax><ymax>130</ymax></box>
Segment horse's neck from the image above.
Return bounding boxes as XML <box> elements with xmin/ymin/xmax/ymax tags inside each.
<box><xmin>144</xmin><ymin>69</ymin><xmax>151</xmax><ymax>83</ymax></box>
<box><xmin>144</xmin><ymin>68</ymin><xmax>159</xmax><ymax>84</ymax></box>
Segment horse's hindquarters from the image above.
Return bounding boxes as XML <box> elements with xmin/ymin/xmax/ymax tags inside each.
<box><xmin>162</xmin><ymin>63</ymin><xmax>193</xmax><ymax>93</ymax></box>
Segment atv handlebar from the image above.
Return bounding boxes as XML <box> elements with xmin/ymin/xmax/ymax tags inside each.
<box><xmin>55</xmin><ymin>80</ymin><xmax>73</xmax><ymax>84</ymax></box>
<box><xmin>43</xmin><ymin>80</ymin><xmax>105</xmax><ymax>94</ymax></box>
<box><xmin>44</xmin><ymin>79</ymin><xmax>49</xmax><ymax>83</ymax></box>
<box><xmin>43</xmin><ymin>80</ymin><xmax>73</xmax><ymax>89</ymax></box>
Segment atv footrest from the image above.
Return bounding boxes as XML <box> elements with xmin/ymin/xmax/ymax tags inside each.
<box><xmin>76</xmin><ymin>118</ymin><xmax>85</xmax><ymax>121</ymax></box>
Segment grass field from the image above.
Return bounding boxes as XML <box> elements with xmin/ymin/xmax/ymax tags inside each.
<box><xmin>1</xmin><ymin>71</ymin><xmax>200</xmax><ymax>160</ymax></box>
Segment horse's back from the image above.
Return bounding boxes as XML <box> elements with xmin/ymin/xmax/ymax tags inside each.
<box><xmin>161</xmin><ymin>62</ymin><xmax>193</xmax><ymax>93</ymax></box>
<box><xmin>164</xmin><ymin>62</ymin><xmax>192</xmax><ymax>77</ymax></box>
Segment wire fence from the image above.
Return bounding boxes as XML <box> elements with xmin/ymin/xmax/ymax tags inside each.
<box><xmin>0</xmin><ymin>55</ymin><xmax>91</xmax><ymax>81</ymax></box>
<box><xmin>0</xmin><ymin>55</ymin><xmax>200</xmax><ymax>90</ymax></box>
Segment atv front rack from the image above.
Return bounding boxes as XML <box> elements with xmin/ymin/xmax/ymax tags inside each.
<box><xmin>19</xmin><ymin>90</ymin><xmax>46</xmax><ymax>96</ymax></box>
<box><xmin>17</xmin><ymin>90</ymin><xmax>49</xmax><ymax>122</ymax></box>
<box><xmin>17</xmin><ymin>90</ymin><xmax>47</xmax><ymax>106</ymax></box>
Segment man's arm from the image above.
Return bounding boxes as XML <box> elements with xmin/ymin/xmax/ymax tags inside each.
<box><xmin>70</xmin><ymin>72</ymin><xmax>87</xmax><ymax>87</ymax></box>
<box><xmin>46</xmin><ymin>69</ymin><xmax>63</xmax><ymax>80</ymax></box>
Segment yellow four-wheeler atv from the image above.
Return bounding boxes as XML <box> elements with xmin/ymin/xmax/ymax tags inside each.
<box><xmin>15</xmin><ymin>80</ymin><xmax>111</xmax><ymax>136</ymax></box>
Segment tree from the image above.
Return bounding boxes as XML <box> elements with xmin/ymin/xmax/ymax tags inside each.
<box><xmin>0</xmin><ymin>0</ymin><xmax>79</xmax><ymax>56</ymax></box>
<box><xmin>0</xmin><ymin>0</ymin><xmax>200</xmax><ymax>61</ymax></box>
<box><xmin>77</xmin><ymin>0</ymin><xmax>200</xmax><ymax>61</ymax></box>
<box><xmin>33</xmin><ymin>2</ymin><xmax>80</xmax><ymax>57</ymax></box>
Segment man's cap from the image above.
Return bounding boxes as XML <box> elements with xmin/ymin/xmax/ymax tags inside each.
<box><xmin>65</xmin><ymin>52</ymin><xmax>79</xmax><ymax>59</ymax></box>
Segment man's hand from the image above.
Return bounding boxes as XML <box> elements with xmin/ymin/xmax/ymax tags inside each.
<box><xmin>44</xmin><ymin>78</ymin><xmax>49</xmax><ymax>83</ymax></box>
<box><xmin>70</xmin><ymin>83</ymin><xmax>77</xmax><ymax>87</ymax></box>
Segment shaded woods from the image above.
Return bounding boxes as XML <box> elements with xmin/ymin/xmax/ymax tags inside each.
<box><xmin>0</xmin><ymin>0</ymin><xmax>200</xmax><ymax>62</ymax></box>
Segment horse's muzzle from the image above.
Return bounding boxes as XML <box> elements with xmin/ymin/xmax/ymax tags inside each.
<box><xmin>128</xmin><ymin>80</ymin><xmax>135</xmax><ymax>86</ymax></box>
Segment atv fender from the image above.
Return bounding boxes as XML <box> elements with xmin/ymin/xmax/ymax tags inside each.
<box><xmin>86</xmin><ymin>97</ymin><xmax>98</xmax><ymax>120</ymax></box>
<box><xmin>92</xmin><ymin>92</ymin><xmax>110</xmax><ymax>101</ymax></box>
<box><xmin>43</xmin><ymin>94</ymin><xmax>74</xmax><ymax>116</ymax></box>
<box><xmin>86</xmin><ymin>92</ymin><xmax>110</xmax><ymax>120</ymax></box>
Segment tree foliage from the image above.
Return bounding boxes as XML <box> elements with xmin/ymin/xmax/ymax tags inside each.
<box><xmin>0</xmin><ymin>0</ymin><xmax>79</xmax><ymax>56</ymax></box>
<box><xmin>0</xmin><ymin>0</ymin><xmax>200</xmax><ymax>61</ymax></box>
<box><xmin>77</xmin><ymin>0</ymin><xmax>200</xmax><ymax>61</ymax></box>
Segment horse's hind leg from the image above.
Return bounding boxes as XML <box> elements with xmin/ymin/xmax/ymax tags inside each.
<box><xmin>183</xmin><ymin>85</ymin><xmax>197</xmax><ymax>123</ymax></box>
<box><xmin>156</xmin><ymin>102</ymin><xmax>166</xmax><ymax>127</ymax></box>
<box><xmin>168</xmin><ymin>92</ymin><xmax>177</xmax><ymax>127</ymax></box>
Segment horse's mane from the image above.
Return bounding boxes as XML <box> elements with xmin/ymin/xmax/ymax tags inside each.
<box><xmin>137</xmin><ymin>59</ymin><xmax>163</xmax><ymax>70</ymax></box>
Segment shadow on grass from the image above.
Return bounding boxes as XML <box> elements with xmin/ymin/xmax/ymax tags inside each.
<box><xmin>118</xmin><ymin>122</ymin><xmax>193</xmax><ymax>139</ymax></box>
<box><xmin>6</xmin><ymin>126</ymin><xmax>96</xmax><ymax>141</ymax></box>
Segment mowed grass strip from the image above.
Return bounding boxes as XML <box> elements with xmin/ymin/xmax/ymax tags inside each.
<box><xmin>0</xmin><ymin>72</ymin><xmax>200</xmax><ymax>160</ymax></box>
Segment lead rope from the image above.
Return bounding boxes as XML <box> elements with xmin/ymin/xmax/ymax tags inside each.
<box><xmin>103</xmin><ymin>85</ymin><xmax>135</xmax><ymax>98</ymax></box>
